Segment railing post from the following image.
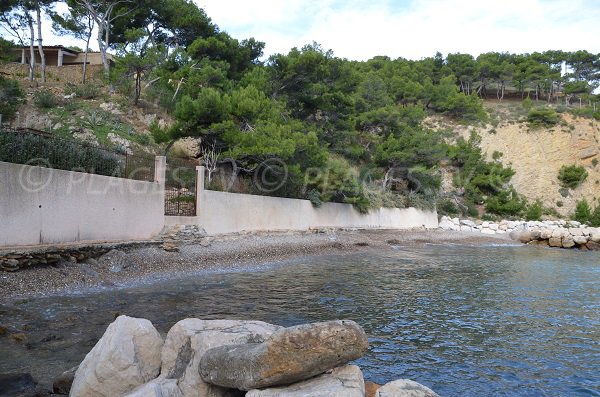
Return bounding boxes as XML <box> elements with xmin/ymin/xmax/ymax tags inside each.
<box><xmin>195</xmin><ymin>165</ymin><xmax>205</xmax><ymax>217</ymax></box>
<box><xmin>154</xmin><ymin>156</ymin><xmax>166</xmax><ymax>186</ymax></box>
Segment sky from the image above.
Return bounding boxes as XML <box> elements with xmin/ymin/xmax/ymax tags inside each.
<box><xmin>3</xmin><ymin>0</ymin><xmax>600</xmax><ymax>61</ymax></box>
<box><xmin>194</xmin><ymin>0</ymin><xmax>600</xmax><ymax>60</ymax></box>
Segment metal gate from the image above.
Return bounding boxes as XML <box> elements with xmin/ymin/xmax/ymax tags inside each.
<box><xmin>164</xmin><ymin>158</ymin><xmax>197</xmax><ymax>216</ymax></box>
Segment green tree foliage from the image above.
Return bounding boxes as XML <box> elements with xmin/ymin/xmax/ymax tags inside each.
<box><xmin>525</xmin><ymin>200</ymin><xmax>543</xmax><ymax>221</ymax></box>
<box><xmin>0</xmin><ymin>76</ymin><xmax>25</xmax><ymax>119</ymax></box>
<box><xmin>589</xmin><ymin>205</ymin><xmax>600</xmax><ymax>227</ymax></box>
<box><xmin>527</xmin><ymin>107</ymin><xmax>558</xmax><ymax>127</ymax></box>
<box><xmin>558</xmin><ymin>165</ymin><xmax>588</xmax><ymax>189</ymax></box>
<box><xmin>574</xmin><ymin>199</ymin><xmax>592</xmax><ymax>223</ymax></box>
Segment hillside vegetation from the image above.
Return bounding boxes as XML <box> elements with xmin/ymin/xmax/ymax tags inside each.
<box><xmin>1</xmin><ymin>0</ymin><xmax>600</xmax><ymax>220</ymax></box>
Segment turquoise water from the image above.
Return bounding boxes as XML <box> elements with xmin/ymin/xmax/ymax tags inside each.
<box><xmin>1</xmin><ymin>244</ymin><xmax>599</xmax><ymax>396</ymax></box>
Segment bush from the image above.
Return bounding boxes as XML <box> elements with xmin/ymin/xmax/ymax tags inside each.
<box><xmin>590</xmin><ymin>205</ymin><xmax>600</xmax><ymax>227</ymax></box>
<box><xmin>558</xmin><ymin>165</ymin><xmax>588</xmax><ymax>189</ymax></box>
<box><xmin>573</xmin><ymin>199</ymin><xmax>592</xmax><ymax>224</ymax></box>
<box><xmin>65</xmin><ymin>83</ymin><xmax>101</xmax><ymax>100</ymax></box>
<box><xmin>525</xmin><ymin>200</ymin><xmax>543</xmax><ymax>221</ymax></box>
<box><xmin>437</xmin><ymin>198</ymin><xmax>459</xmax><ymax>216</ymax></box>
<box><xmin>0</xmin><ymin>76</ymin><xmax>25</xmax><ymax>119</ymax></box>
<box><xmin>0</xmin><ymin>129</ymin><xmax>122</xmax><ymax>177</ymax></box>
<box><xmin>592</xmin><ymin>158</ymin><xmax>598</xmax><ymax>167</ymax></box>
<box><xmin>485</xmin><ymin>188</ymin><xmax>526</xmax><ymax>216</ymax></box>
<box><xmin>527</xmin><ymin>107</ymin><xmax>558</xmax><ymax>127</ymax></box>
<box><xmin>522</xmin><ymin>97</ymin><xmax>533</xmax><ymax>110</ymax></box>
<box><xmin>34</xmin><ymin>89</ymin><xmax>60</xmax><ymax>109</ymax></box>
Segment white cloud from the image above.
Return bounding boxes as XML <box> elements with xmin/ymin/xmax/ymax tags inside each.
<box><xmin>196</xmin><ymin>0</ymin><xmax>600</xmax><ymax>60</ymax></box>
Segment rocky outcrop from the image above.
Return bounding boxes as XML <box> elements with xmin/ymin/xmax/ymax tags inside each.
<box><xmin>157</xmin><ymin>319</ymin><xmax>281</xmax><ymax>397</ymax></box>
<box><xmin>245</xmin><ymin>365</ymin><xmax>365</xmax><ymax>397</ymax></box>
<box><xmin>375</xmin><ymin>379</ymin><xmax>439</xmax><ymax>397</ymax></box>
<box><xmin>69</xmin><ymin>315</ymin><xmax>163</xmax><ymax>397</ymax></box>
<box><xmin>440</xmin><ymin>216</ymin><xmax>600</xmax><ymax>250</ymax></box>
<box><xmin>58</xmin><ymin>316</ymin><xmax>438</xmax><ymax>397</ymax></box>
<box><xmin>199</xmin><ymin>320</ymin><xmax>369</xmax><ymax>390</ymax></box>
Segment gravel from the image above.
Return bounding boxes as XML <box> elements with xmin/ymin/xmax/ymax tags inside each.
<box><xmin>0</xmin><ymin>229</ymin><xmax>513</xmax><ymax>300</ymax></box>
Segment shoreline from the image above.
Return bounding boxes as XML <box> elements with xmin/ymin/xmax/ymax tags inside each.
<box><xmin>0</xmin><ymin>229</ymin><xmax>514</xmax><ymax>301</ymax></box>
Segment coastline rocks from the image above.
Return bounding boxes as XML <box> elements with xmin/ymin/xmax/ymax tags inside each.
<box><xmin>52</xmin><ymin>365</ymin><xmax>78</xmax><ymax>395</ymax></box>
<box><xmin>159</xmin><ymin>319</ymin><xmax>282</xmax><ymax>397</ymax></box>
<box><xmin>199</xmin><ymin>320</ymin><xmax>369</xmax><ymax>390</ymax></box>
<box><xmin>245</xmin><ymin>365</ymin><xmax>365</xmax><ymax>397</ymax></box>
<box><xmin>69</xmin><ymin>315</ymin><xmax>163</xmax><ymax>397</ymax></box>
<box><xmin>441</xmin><ymin>216</ymin><xmax>600</xmax><ymax>250</ymax></box>
<box><xmin>375</xmin><ymin>379</ymin><xmax>439</xmax><ymax>397</ymax></box>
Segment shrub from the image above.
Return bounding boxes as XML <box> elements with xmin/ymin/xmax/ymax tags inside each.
<box><xmin>558</xmin><ymin>165</ymin><xmax>588</xmax><ymax>189</ymax></box>
<box><xmin>0</xmin><ymin>76</ymin><xmax>25</xmax><ymax>119</ymax></box>
<box><xmin>65</xmin><ymin>83</ymin><xmax>100</xmax><ymax>100</ymax></box>
<box><xmin>573</xmin><ymin>199</ymin><xmax>592</xmax><ymax>224</ymax></box>
<box><xmin>0</xmin><ymin>129</ymin><xmax>121</xmax><ymax>177</ymax></box>
<box><xmin>485</xmin><ymin>188</ymin><xmax>526</xmax><ymax>216</ymax></box>
<box><xmin>527</xmin><ymin>107</ymin><xmax>558</xmax><ymax>127</ymax></box>
<box><xmin>525</xmin><ymin>200</ymin><xmax>543</xmax><ymax>221</ymax></box>
<box><xmin>522</xmin><ymin>97</ymin><xmax>533</xmax><ymax>110</ymax></box>
<box><xmin>307</xmin><ymin>189</ymin><xmax>322</xmax><ymax>208</ymax></box>
<box><xmin>437</xmin><ymin>198</ymin><xmax>459</xmax><ymax>216</ymax></box>
<box><xmin>34</xmin><ymin>89</ymin><xmax>60</xmax><ymax>109</ymax></box>
<box><xmin>590</xmin><ymin>205</ymin><xmax>600</xmax><ymax>227</ymax></box>
<box><xmin>592</xmin><ymin>158</ymin><xmax>598</xmax><ymax>167</ymax></box>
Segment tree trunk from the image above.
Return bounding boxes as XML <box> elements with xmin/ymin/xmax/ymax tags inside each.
<box><xmin>82</xmin><ymin>20</ymin><xmax>93</xmax><ymax>84</ymax></box>
<box><xmin>28</xmin><ymin>16</ymin><xmax>35</xmax><ymax>81</ymax></box>
<box><xmin>35</xmin><ymin>5</ymin><xmax>45</xmax><ymax>83</ymax></box>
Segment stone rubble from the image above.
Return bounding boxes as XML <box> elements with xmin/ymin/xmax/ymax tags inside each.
<box><xmin>55</xmin><ymin>316</ymin><xmax>437</xmax><ymax>397</ymax></box>
<box><xmin>439</xmin><ymin>216</ymin><xmax>600</xmax><ymax>250</ymax></box>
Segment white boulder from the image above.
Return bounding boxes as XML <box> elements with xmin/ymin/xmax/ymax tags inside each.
<box><xmin>246</xmin><ymin>365</ymin><xmax>365</xmax><ymax>397</ymax></box>
<box><xmin>69</xmin><ymin>315</ymin><xmax>163</xmax><ymax>397</ymax></box>
<box><xmin>159</xmin><ymin>319</ymin><xmax>282</xmax><ymax>397</ymax></box>
<box><xmin>375</xmin><ymin>379</ymin><xmax>439</xmax><ymax>397</ymax></box>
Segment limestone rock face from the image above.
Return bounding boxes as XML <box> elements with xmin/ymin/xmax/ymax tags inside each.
<box><xmin>586</xmin><ymin>241</ymin><xmax>600</xmax><ymax>251</ymax></box>
<box><xmin>160</xmin><ymin>319</ymin><xmax>282</xmax><ymax>397</ymax></box>
<box><xmin>561</xmin><ymin>236</ymin><xmax>576</xmax><ymax>248</ymax></box>
<box><xmin>199</xmin><ymin>320</ymin><xmax>369</xmax><ymax>391</ymax></box>
<box><xmin>69</xmin><ymin>315</ymin><xmax>163</xmax><ymax>397</ymax></box>
<box><xmin>549</xmin><ymin>237</ymin><xmax>563</xmax><ymax>247</ymax></box>
<box><xmin>375</xmin><ymin>379</ymin><xmax>439</xmax><ymax>397</ymax></box>
<box><xmin>245</xmin><ymin>365</ymin><xmax>365</xmax><ymax>397</ymax></box>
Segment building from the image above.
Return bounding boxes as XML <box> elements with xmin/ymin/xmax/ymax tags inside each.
<box><xmin>12</xmin><ymin>45</ymin><xmax>113</xmax><ymax>66</ymax></box>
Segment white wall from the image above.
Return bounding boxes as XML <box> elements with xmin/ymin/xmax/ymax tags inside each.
<box><xmin>164</xmin><ymin>190</ymin><xmax>438</xmax><ymax>235</ymax></box>
<box><xmin>0</xmin><ymin>161</ymin><xmax>164</xmax><ymax>246</ymax></box>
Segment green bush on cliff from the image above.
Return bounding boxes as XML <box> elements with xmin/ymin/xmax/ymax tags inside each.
<box><xmin>573</xmin><ymin>199</ymin><xmax>592</xmax><ymax>224</ymax></box>
<box><xmin>527</xmin><ymin>107</ymin><xmax>558</xmax><ymax>127</ymax></box>
<box><xmin>525</xmin><ymin>200</ymin><xmax>543</xmax><ymax>221</ymax></box>
<box><xmin>589</xmin><ymin>205</ymin><xmax>600</xmax><ymax>227</ymax></box>
<box><xmin>558</xmin><ymin>165</ymin><xmax>588</xmax><ymax>189</ymax></box>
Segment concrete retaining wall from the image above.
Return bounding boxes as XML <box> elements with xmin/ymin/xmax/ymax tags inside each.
<box><xmin>164</xmin><ymin>190</ymin><xmax>438</xmax><ymax>235</ymax></box>
<box><xmin>0</xmin><ymin>161</ymin><xmax>164</xmax><ymax>246</ymax></box>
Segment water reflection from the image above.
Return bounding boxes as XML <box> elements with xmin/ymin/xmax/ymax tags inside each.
<box><xmin>1</xmin><ymin>245</ymin><xmax>598</xmax><ymax>397</ymax></box>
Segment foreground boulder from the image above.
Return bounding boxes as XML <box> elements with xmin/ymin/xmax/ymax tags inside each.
<box><xmin>69</xmin><ymin>315</ymin><xmax>163</xmax><ymax>397</ymax></box>
<box><xmin>52</xmin><ymin>366</ymin><xmax>78</xmax><ymax>395</ymax></box>
<box><xmin>123</xmin><ymin>378</ymin><xmax>183</xmax><ymax>397</ymax></box>
<box><xmin>375</xmin><ymin>379</ymin><xmax>439</xmax><ymax>397</ymax></box>
<box><xmin>199</xmin><ymin>320</ymin><xmax>369</xmax><ymax>390</ymax></box>
<box><xmin>245</xmin><ymin>365</ymin><xmax>365</xmax><ymax>397</ymax></box>
<box><xmin>146</xmin><ymin>319</ymin><xmax>281</xmax><ymax>397</ymax></box>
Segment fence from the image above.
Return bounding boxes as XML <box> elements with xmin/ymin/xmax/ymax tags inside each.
<box><xmin>0</xmin><ymin>127</ymin><xmax>155</xmax><ymax>182</ymax></box>
<box><xmin>164</xmin><ymin>157</ymin><xmax>198</xmax><ymax>216</ymax></box>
